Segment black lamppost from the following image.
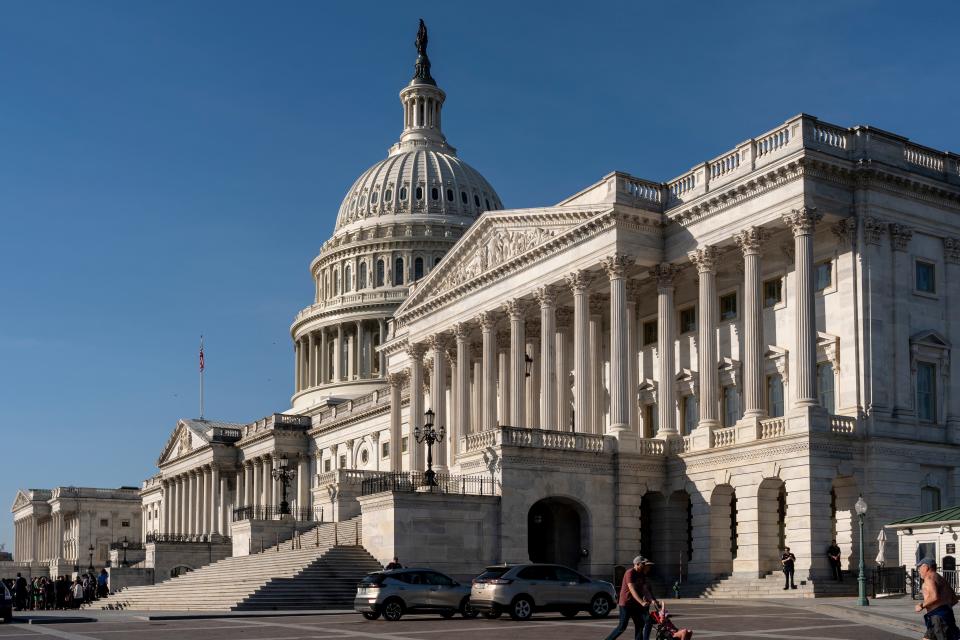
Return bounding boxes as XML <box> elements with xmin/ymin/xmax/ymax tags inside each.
<box><xmin>121</xmin><ymin>537</ymin><xmax>129</xmax><ymax>567</ymax></box>
<box><xmin>271</xmin><ymin>455</ymin><xmax>297</xmax><ymax>516</ymax></box>
<box><xmin>855</xmin><ymin>495</ymin><xmax>869</xmax><ymax>607</ymax></box>
<box><xmin>414</xmin><ymin>409</ymin><xmax>445</xmax><ymax>487</ymax></box>
<box><xmin>87</xmin><ymin>544</ymin><xmax>95</xmax><ymax>573</ymax></box>
<box><xmin>524</xmin><ymin>353</ymin><xmax>534</xmax><ymax>378</ymax></box>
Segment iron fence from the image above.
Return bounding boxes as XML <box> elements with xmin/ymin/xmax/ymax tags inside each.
<box><xmin>871</xmin><ymin>565</ymin><xmax>907</xmax><ymax>596</ymax></box>
<box><xmin>360</xmin><ymin>471</ymin><xmax>497</xmax><ymax>496</ymax></box>
<box><xmin>231</xmin><ymin>505</ymin><xmax>324</xmax><ymax>523</ymax></box>
<box><xmin>109</xmin><ymin>541</ymin><xmax>145</xmax><ymax>551</ymax></box>
<box><xmin>145</xmin><ymin>533</ymin><xmax>232</xmax><ymax>544</ymax></box>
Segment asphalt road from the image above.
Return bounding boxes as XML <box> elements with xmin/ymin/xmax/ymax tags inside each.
<box><xmin>0</xmin><ymin>601</ymin><xmax>918</xmax><ymax>640</ymax></box>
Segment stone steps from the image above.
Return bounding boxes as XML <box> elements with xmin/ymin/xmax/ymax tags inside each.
<box><xmin>90</xmin><ymin>517</ymin><xmax>382</xmax><ymax>611</ymax></box>
<box><xmin>682</xmin><ymin>571</ymin><xmax>860</xmax><ymax>599</ymax></box>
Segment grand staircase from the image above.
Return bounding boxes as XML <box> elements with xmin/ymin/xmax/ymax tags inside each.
<box><xmin>92</xmin><ymin>517</ymin><xmax>383</xmax><ymax>611</ymax></box>
<box><xmin>682</xmin><ymin>571</ymin><xmax>859</xmax><ymax>599</ymax></box>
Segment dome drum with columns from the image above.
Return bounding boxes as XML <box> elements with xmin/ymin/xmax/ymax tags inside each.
<box><xmin>290</xmin><ymin>22</ymin><xmax>501</xmax><ymax>412</ymax></box>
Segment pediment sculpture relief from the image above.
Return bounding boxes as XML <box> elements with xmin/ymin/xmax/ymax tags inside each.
<box><xmin>176</xmin><ymin>429</ymin><xmax>192</xmax><ymax>457</ymax></box>
<box><xmin>432</xmin><ymin>227</ymin><xmax>557</xmax><ymax>297</ymax></box>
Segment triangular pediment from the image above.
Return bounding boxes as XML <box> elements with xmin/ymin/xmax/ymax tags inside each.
<box><xmin>11</xmin><ymin>490</ymin><xmax>31</xmax><ymax>512</ymax></box>
<box><xmin>912</xmin><ymin>330</ymin><xmax>950</xmax><ymax>349</ymax></box>
<box><xmin>157</xmin><ymin>419</ymin><xmax>209</xmax><ymax>467</ymax></box>
<box><xmin>396</xmin><ymin>206</ymin><xmax>610</xmax><ymax>315</ymax></box>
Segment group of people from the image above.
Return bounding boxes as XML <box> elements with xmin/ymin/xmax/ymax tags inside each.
<box><xmin>4</xmin><ymin>570</ymin><xmax>109</xmax><ymax>610</ymax></box>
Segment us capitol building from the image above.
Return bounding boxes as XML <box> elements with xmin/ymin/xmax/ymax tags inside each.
<box><xmin>11</xmin><ymin>25</ymin><xmax>960</xmax><ymax>595</ymax></box>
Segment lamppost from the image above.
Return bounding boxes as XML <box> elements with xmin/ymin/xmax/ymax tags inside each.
<box><xmin>414</xmin><ymin>409</ymin><xmax>445</xmax><ymax>487</ymax></box>
<box><xmin>855</xmin><ymin>494</ymin><xmax>869</xmax><ymax>607</ymax></box>
<box><xmin>121</xmin><ymin>537</ymin><xmax>129</xmax><ymax>567</ymax></box>
<box><xmin>87</xmin><ymin>544</ymin><xmax>95</xmax><ymax>573</ymax></box>
<box><xmin>271</xmin><ymin>455</ymin><xmax>297</xmax><ymax>516</ymax></box>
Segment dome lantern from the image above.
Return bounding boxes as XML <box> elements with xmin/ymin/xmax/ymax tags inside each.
<box><xmin>394</xmin><ymin>19</ymin><xmax>452</xmax><ymax>155</ymax></box>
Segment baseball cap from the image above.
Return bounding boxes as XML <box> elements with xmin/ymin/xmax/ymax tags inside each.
<box><xmin>632</xmin><ymin>555</ymin><xmax>654</xmax><ymax>565</ymax></box>
<box><xmin>917</xmin><ymin>558</ymin><xmax>937</xmax><ymax>569</ymax></box>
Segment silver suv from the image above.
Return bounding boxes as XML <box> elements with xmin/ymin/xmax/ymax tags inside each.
<box><xmin>471</xmin><ymin>564</ymin><xmax>615</xmax><ymax>621</ymax></box>
<box><xmin>354</xmin><ymin>568</ymin><xmax>477</xmax><ymax>622</ymax></box>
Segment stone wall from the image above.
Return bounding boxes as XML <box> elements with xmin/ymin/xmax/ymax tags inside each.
<box><xmin>145</xmin><ymin>541</ymin><xmax>232</xmax><ymax>582</ymax></box>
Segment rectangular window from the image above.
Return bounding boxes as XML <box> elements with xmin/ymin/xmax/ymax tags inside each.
<box><xmin>817</xmin><ymin>362</ymin><xmax>835</xmax><ymax>414</ymax></box>
<box><xmin>682</xmin><ymin>395</ymin><xmax>698</xmax><ymax>435</ymax></box>
<box><xmin>323</xmin><ymin>459</ymin><xmax>331</xmax><ymax>472</ymax></box>
<box><xmin>401</xmin><ymin>436</ymin><xmax>409</xmax><ymax>453</ymax></box>
<box><xmin>722</xmin><ymin>386</ymin><xmax>740</xmax><ymax>427</ymax></box>
<box><xmin>767</xmin><ymin>375</ymin><xmax>785</xmax><ymax>418</ymax></box>
<box><xmin>679</xmin><ymin>307</ymin><xmax>696</xmax><ymax>334</ymax></box>
<box><xmin>719</xmin><ymin>292</ymin><xmax>737</xmax><ymax>321</ymax></box>
<box><xmin>916</xmin><ymin>260</ymin><xmax>936</xmax><ymax>294</ymax></box>
<box><xmin>338</xmin><ymin>455</ymin><xmax>347</xmax><ymax>469</ymax></box>
<box><xmin>99</xmin><ymin>519</ymin><xmax>109</xmax><ymax>528</ymax></box>
<box><xmin>642</xmin><ymin>320</ymin><xmax>658</xmax><ymax>347</ymax></box>
<box><xmin>643</xmin><ymin>403</ymin><xmax>657</xmax><ymax>438</ymax></box>
<box><xmin>815</xmin><ymin>261</ymin><xmax>832</xmax><ymax>292</ymax></box>
<box><xmin>921</xmin><ymin>486</ymin><xmax>941</xmax><ymax>514</ymax></box>
<box><xmin>121</xmin><ymin>520</ymin><xmax>130</xmax><ymax>528</ymax></box>
<box><xmin>917</xmin><ymin>362</ymin><xmax>937</xmax><ymax>422</ymax></box>
<box><xmin>381</xmin><ymin>441</ymin><xmax>390</xmax><ymax>459</ymax></box>
<box><xmin>763</xmin><ymin>277</ymin><xmax>783</xmax><ymax>308</ymax></box>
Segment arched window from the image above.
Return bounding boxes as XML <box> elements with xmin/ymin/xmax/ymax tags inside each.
<box><xmin>414</xmin><ymin>257</ymin><xmax>424</xmax><ymax>280</ymax></box>
<box><xmin>384</xmin><ymin>189</ymin><xmax>392</xmax><ymax>201</ymax></box>
<box><xmin>817</xmin><ymin>363</ymin><xmax>835</xmax><ymax>414</ymax></box>
<box><xmin>767</xmin><ymin>375</ymin><xmax>784</xmax><ymax>417</ymax></box>
<box><xmin>921</xmin><ymin>486</ymin><xmax>941</xmax><ymax>513</ymax></box>
<box><xmin>400</xmin><ymin>186</ymin><xmax>408</xmax><ymax>201</ymax></box>
<box><xmin>474</xmin><ymin>194</ymin><xmax>480</xmax><ymax>207</ymax></box>
<box><xmin>344</xmin><ymin>264</ymin><xmax>352</xmax><ymax>292</ymax></box>
<box><xmin>461</xmin><ymin>191</ymin><xmax>468</xmax><ymax>204</ymax></box>
<box><xmin>376</xmin><ymin>259</ymin><xmax>385</xmax><ymax>287</ymax></box>
<box><xmin>358</xmin><ymin>262</ymin><xmax>367</xmax><ymax>290</ymax></box>
<box><xmin>434</xmin><ymin>256</ymin><xmax>442</xmax><ymax>267</ymax></box>
<box><xmin>415</xmin><ymin>186</ymin><xmax>423</xmax><ymax>200</ymax></box>
<box><xmin>334</xmin><ymin>270</ymin><xmax>341</xmax><ymax>296</ymax></box>
<box><xmin>446</xmin><ymin>188</ymin><xmax>454</xmax><ymax>201</ymax></box>
<box><xmin>485</xmin><ymin>198</ymin><xmax>491</xmax><ymax>210</ymax></box>
<box><xmin>394</xmin><ymin>257</ymin><xmax>404</xmax><ymax>285</ymax></box>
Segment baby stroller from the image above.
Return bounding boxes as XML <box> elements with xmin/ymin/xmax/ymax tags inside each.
<box><xmin>650</xmin><ymin>603</ymin><xmax>693</xmax><ymax>640</ymax></box>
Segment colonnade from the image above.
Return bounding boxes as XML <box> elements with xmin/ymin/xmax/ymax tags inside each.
<box><xmin>388</xmin><ymin>208</ymin><xmax>826</xmax><ymax>465</ymax></box>
<box><xmin>12</xmin><ymin>514</ymin><xmax>64</xmax><ymax>563</ymax></box>
<box><xmin>294</xmin><ymin>319</ymin><xmax>387</xmax><ymax>393</ymax></box>
<box><xmin>233</xmin><ymin>453</ymin><xmax>311</xmax><ymax>513</ymax></box>
<box><xmin>161</xmin><ymin>465</ymin><xmax>229</xmax><ymax>536</ymax></box>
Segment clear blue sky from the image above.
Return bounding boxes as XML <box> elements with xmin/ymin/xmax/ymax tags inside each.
<box><xmin>1</xmin><ymin>0</ymin><xmax>957</xmax><ymax>552</ymax></box>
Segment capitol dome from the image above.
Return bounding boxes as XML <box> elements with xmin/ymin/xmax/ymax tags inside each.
<box><xmin>289</xmin><ymin>20</ymin><xmax>501</xmax><ymax>412</ymax></box>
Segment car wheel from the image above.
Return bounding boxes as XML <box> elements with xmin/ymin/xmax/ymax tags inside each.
<box><xmin>483</xmin><ymin>605</ymin><xmax>502</xmax><ymax>619</ymax></box>
<box><xmin>440</xmin><ymin>609</ymin><xmax>456</xmax><ymax>619</ymax></box>
<box><xmin>382</xmin><ymin>598</ymin><xmax>404</xmax><ymax>622</ymax></box>
<box><xmin>460</xmin><ymin>598</ymin><xmax>479</xmax><ymax>618</ymax></box>
<box><xmin>361</xmin><ymin>611</ymin><xmax>380</xmax><ymax>620</ymax></box>
<box><xmin>509</xmin><ymin>596</ymin><xmax>533</xmax><ymax>621</ymax></box>
<box><xmin>561</xmin><ymin>607</ymin><xmax>578</xmax><ymax>618</ymax></box>
<box><xmin>588</xmin><ymin>594</ymin><xmax>612</xmax><ymax>618</ymax></box>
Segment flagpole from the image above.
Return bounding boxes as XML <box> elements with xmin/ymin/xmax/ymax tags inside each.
<box><xmin>200</xmin><ymin>335</ymin><xmax>205</xmax><ymax>419</ymax></box>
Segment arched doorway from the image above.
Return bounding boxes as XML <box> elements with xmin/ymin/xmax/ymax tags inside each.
<box><xmin>528</xmin><ymin>498</ymin><xmax>585</xmax><ymax>569</ymax></box>
<box><xmin>709</xmin><ymin>485</ymin><xmax>736</xmax><ymax>577</ymax></box>
<box><xmin>757</xmin><ymin>478</ymin><xmax>787</xmax><ymax>572</ymax></box>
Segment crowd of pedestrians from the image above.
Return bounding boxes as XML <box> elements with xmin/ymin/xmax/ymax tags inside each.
<box><xmin>2</xmin><ymin>570</ymin><xmax>109</xmax><ymax>610</ymax></box>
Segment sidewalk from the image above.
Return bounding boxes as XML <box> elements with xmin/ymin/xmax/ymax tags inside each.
<box><xmin>778</xmin><ymin>595</ymin><xmax>926</xmax><ymax>637</ymax></box>
<box><xmin>10</xmin><ymin>609</ymin><xmax>355</xmax><ymax>623</ymax></box>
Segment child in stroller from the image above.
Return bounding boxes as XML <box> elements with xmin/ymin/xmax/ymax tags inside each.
<box><xmin>650</xmin><ymin>603</ymin><xmax>693</xmax><ymax>640</ymax></box>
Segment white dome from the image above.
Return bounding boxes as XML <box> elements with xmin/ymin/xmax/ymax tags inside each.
<box><xmin>334</xmin><ymin>148</ymin><xmax>502</xmax><ymax>233</ymax></box>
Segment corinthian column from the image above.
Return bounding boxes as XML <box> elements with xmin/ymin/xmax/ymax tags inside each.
<box><xmin>782</xmin><ymin>207</ymin><xmax>823</xmax><ymax>410</ymax></box>
<box><xmin>497</xmin><ymin>332</ymin><xmax>511</xmax><ymax>425</ymax></box>
<box><xmin>506</xmin><ymin>299</ymin><xmax>527</xmax><ymax>427</ymax></box>
<box><xmin>603</xmin><ymin>255</ymin><xmax>632</xmax><ymax>441</ymax></box>
<box><xmin>735</xmin><ymin>228</ymin><xmax>766</xmax><ymax>427</ymax></box>
<box><xmin>210</xmin><ymin>466</ymin><xmax>220</xmax><ymax>535</ymax></box>
<box><xmin>388</xmin><ymin>370</ymin><xmax>408</xmax><ymax>471</ymax></box>
<box><xmin>453</xmin><ymin>323</ymin><xmax>470</xmax><ymax>457</ymax></box>
<box><xmin>535</xmin><ymin>286</ymin><xmax>558</xmax><ymax>430</ymax></box>
<box><xmin>556</xmin><ymin>308</ymin><xmax>573</xmax><ymax>431</ymax></box>
<box><xmin>651</xmin><ymin>263</ymin><xmax>679</xmax><ymax>437</ymax></box>
<box><xmin>689</xmin><ymin>245</ymin><xmax>720</xmax><ymax>445</ymax></box>
<box><xmin>294</xmin><ymin>340</ymin><xmax>301</xmax><ymax>392</ymax></box>
<box><xmin>565</xmin><ymin>271</ymin><xmax>591</xmax><ymax>434</ymax></box>
<box><xmin>626</xmin><ymin>281</ymin><xmax>641</xmax><ymax>436</ymax></box>
<box><xmin>307</xmin><ymin>332</ymin><xmax>315</xmax><ymax>388</ymax></box>
<box><xmin>408</xmin><ymin>343</ymin><xmax>427</xmax><ymax>471</ymax></box>
<box><xmin>479</xmin><ymin>312</ymin><xmax>498</xmax><ymax>430</ymax></box>
<box><xmin>320</xmin><ymin>329</ymin><xmax>328</xmax><ymax>384</ymax></box>
<box><xmin>429</xmin><ymin>334</ymin><xmax>449</xmax><ymax>471</ymax></box>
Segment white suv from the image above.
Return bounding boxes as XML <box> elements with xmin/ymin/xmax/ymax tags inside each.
<box><xmin>471</xmin><ymin>564</ymin><xmax>615</xmax><ymax>621</ymax></box>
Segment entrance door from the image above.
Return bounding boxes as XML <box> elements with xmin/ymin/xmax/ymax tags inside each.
<box><xmin>528</xmin><ymin>498</ymin><xmax>583</xmax><ymax>569</ymax></box>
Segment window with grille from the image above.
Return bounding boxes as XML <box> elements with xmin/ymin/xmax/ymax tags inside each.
<box><xmin>679</xmin><ymin>307</ymin><xmax>696</xmax><ymax>334</ymax></box>
<box><xmin>767</xmin><ymin>375</ymin><xmax>784</xmax><ymax>417</ymax></box>
<box><xmin>917</xmin><ymin>362</ymin><xmax>937</xmax><ymax>422</ymax></box>
<box><xmin>763</xmin><ymin>278</ymin><xmax>783</xmax><ymax>308</ymax></box>
<box><xmin>817</xmin><ymin>363</ymin><xmax>835</xmax><ymax>414</ymax></box>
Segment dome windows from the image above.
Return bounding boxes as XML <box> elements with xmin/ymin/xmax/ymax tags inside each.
<box><xmin>344</xmin><ymin>264</ymin><xmax>352</xmax><ymax>292</ymax></box>
<box><xmin>371</xmin><ymin>191</ymin><xmax>379</xmax><ymax>204</ymax></box>
<box><xmin>376</xmin><ymin>259</ymin><xmax>385</xmax><ymax>287</ymax></box>
<box><xmin>485</xmin><ymin>198</ymin><xmax>491</xmax><ymax>210</ymax></box>
<box><xmin>358</xmin><ymin>262</ymin><xmax>367</xmax><ymax>289</ymax></box>
<box><xmin>384</xmin><ymin>189</ymin><xmax>392</xmax><ymax>201</ymax></box>
<box><xmin>461</xmin><ymin>191</ymin><xmax>468</xmax><ymax>204</ymax></box>
<box><xmin>446</xmin><ymin>188</ymin><xmax>454</xmax><ymax>202</ymax></box>
<box><xmin>394</xmin><ymin>257</ymin><xmax>404</xmax><ymax>285</ymax></box>
<box><xmin>400</xmin><ymin>186</ymin><xmax>408</xmax><ymax>201</ymax></box>
<box><xmin>415</xmin><ymin>186</ymin><xmax>423</xmax><ymax>200</ymax></box>
<box><xmin>414</xmin><ymin>257</ymin><xmax>424</xmax><ymax>280</ymax></box>
<box><xmin>474</xmin><ymin>194</ymin><xmax>481</xmax><ymax>207</ymax></box>
<box><xmin>431</xmin><ymin>187</ymin><xmax>439</xmax><ymax>201</ymax></box>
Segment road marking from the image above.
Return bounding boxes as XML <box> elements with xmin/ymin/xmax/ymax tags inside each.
<box><xmin>13</xmin><ymin>626</ymin><xmax>101</xmax><ymax>640</ymax></box>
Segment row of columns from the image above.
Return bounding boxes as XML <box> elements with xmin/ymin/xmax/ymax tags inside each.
<box><xmin>161</xmin><ymin>465</ymin><xmax>227</xmax><ymax>536</ymax></box>
<box><xmin>387</xmin><ymin>207</ymin><xmax>826</xmax><ymax>459</ymax></box>
<box><xmin>294</xmin><ymin>319</ymin><xmax>387</xmax><ymax>393</ymax></box>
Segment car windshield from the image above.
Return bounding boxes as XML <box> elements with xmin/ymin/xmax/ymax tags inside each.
<box><xmin>476</xmin><ymin>567</ymin><xmax>509</xmax><ymax>580</ymax></box>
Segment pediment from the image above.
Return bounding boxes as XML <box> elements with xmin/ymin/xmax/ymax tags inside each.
<box><xmin>157</xmin><ymin>420</ymin><xmax>208</xmax><ymax>466</ymax></box>
<box><xmin>911</xmin><ymin>330</ymin><xmax>950</xmax><ymax>349</ymax></box>
<box><xmin>396</xmin><ymin>206</ymin><xmax>609</xmax><ymax>316</ymax></box>
<box><xmin>11</xmin><ymin>490</ymin><xmax>31</xmax><ymax>512</ymax></box>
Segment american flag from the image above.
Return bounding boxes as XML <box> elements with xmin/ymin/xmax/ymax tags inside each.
<box><xmin>199</xmin><ymin>336</ymin><xmax>205</xmax><ymax>372</ymax></box>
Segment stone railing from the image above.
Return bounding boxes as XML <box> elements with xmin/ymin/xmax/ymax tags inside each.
<box><xmin>314</xmin><ymin>387</ymin><xmax>403</xmax><ymax>428</ymax></box>
<box><xmin>830</xmin><ymin>415</ymin><xmax>857</xmax><ymax>435</ymax></box>
<box><xmin>462</xmin><ymin>426</ymin><xmax>611</xmax><ymax>454</ymax></box>
<box><xmin>713</xmin><ymin>426</ymin><xmax>736</xmax><ymax>447</ymax></box>
<box><xmin>315</xmin><ymin>468</ymin><xmax>390</xmax><ymax>487</ymax></box>
<box><xmin>637</xmin><ymin>438</ymin><xmax>666</xmax><ymax>457</ymax></box>
<box><xmin>292</xmin><ymin>289</ymin><xmax>409</xmax><ymax>325</ymax></box>
<box><xmin>759</xmin><ymin>417</ymin><xmax>787</xmax><ymax>439</ymax></box>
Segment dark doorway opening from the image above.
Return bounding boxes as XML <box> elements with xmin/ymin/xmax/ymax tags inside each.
<box><xmin>528</xmin><ymin>498</ymin><xmax>584</xmax><ymax>568</ymax></box>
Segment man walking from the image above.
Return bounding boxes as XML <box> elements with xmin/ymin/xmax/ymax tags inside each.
<box><xmin>605</xmin><ymin>556</ymin><xmax>658</xmax><ymax>640</ymax></box>
<box><xmin>781</xmin><ymin>547</ymin><xmax>797</xmax><ymax>590</ymax></box>
<box><xmin>915</xmin><ymin>558</ymin><xmax>959</xmax><ymax>640</ymax></box>
<box><xmin>827</xmin><ymin>540</ymin><xmax>843</xmax><ymax>582</ymax></box>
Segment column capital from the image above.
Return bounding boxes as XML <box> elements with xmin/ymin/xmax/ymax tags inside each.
<box><xmin>734</xmin><ymin>227</ymin><xmax>765</xmax><ymax>256</ymax></box>
<box><xmin>889</xmin><ymin>223</ymin><xmax>914</xmax><ymax>252</ymax></box>
<box><xmin>863</xmin><ymin>216</ymin><xmax>887</xmax><ymax>245</ymax></box>
<box><xmin>944</xmin><ymin>238</ymin><xmax>960</xmax><ymax>265</ymax></box>
<box><xmin>831</xmin><ymin>218</ymin><xmax>856</xmax><ymax>246</ymax></box>
<box><xmin>625</xmin><ymin>279</ymin><xmax>645</xmax><ymax>303</ymax></box>
<box><xmin>428</xmin><ymin>333</ymin><xmax>450</xmax><ymax>351</ymax></box>
<box><xmin>452</xmin><ymin>322</ymin><xmax>470</xmax><ymax>341</ymax></box>
<box><xmin>564</xmin><ymin>270</ymin><xmax>592</xmax><ymax>293</ymax></box>
<box><xmin>601</xmin><ymin>254</ymin><xmax>630</xmax><ymax>279</ymax></box>
<box><xmin>687</xmin><ymin>245</ymin><xmax>719</xmax><ymax>273</ymax></box>
<box><xmin>370</xmin><ymin>431</ymin><xmax>381</xmax><ymax>443</ymax></box>
<box><xmin>504</xmin><ymin>298</ymin><xmax>527</xmax><ymax>319</ymax></box>
<box><xmin>445</xmin><ymin>347</ymin><xmax>457</xmax><ymax>367</ymax></box>
<box><xmin>649</xmin><ymin>263</ymin><xmax>679</xmax><ymax>289</ymax></box>
<box><xmin>534</xmin><ymin>284</ymin><xmax>558</xmax><ymax>308</ymax></box>
<box><xmin>478</xmin><ymin>310</ymin><xmax>499</xmax><ymax>330</ymax></box>
<box><xmin>781</xmin><ymin>206</ymin><xmax>822</xmax><ymax>236</ymax></box>
<box><xmin>407</xmin><ymin>342</ymin><xmax>428</xmax><ymax>360</ymax></box>
<box><xmin>589</xmin><ymin>296</ymin><xmax>606</xmax><ymax>316</ymax></box>
<box><xmin>387</xmin><ymin>370</ymin><xmax>409</xmax><ymax>388</ymax></box>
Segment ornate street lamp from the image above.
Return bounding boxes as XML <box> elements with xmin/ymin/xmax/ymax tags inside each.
<box><xmin>121</xmin><ymin>537</ymin><xmax>129</xmax><ymax>567</ymax></box>
<box><xmin>414</xmin><ymin>408</ymin><xmax>445</xmax><ymax>487</ymax></box>
<box><xmin>271</xmin><ymin>455</ymin><xmax>297</xmax><ymax>516</ymax></box>
<box><xmin>524</xmin><ymin>353</ymin><xmax>534</xmax><ymax>378</ymax></box>
<box><xmin>855</xmin><ymin>495</ymin><xmax>869</xmax><ymax>607</ymax></box>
